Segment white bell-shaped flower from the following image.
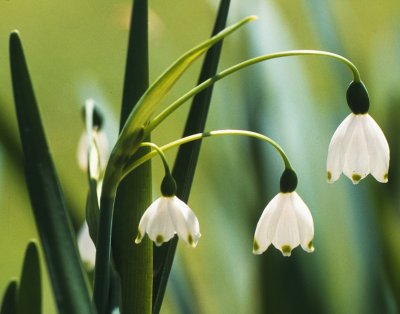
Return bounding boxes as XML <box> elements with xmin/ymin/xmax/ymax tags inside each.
<box><xmin>253</xmin><ymin>192</ymin><xmax>314</xmax><ymax>257</ymax></box>
<box><xmin>77</xmin><ymin>222</ymin><xmax>96</xmax><ymax>270</ymax></box>
<box><xmin>135</xmin><ymin>196</ymin><xmax>201</xmax><ymax>247</ymax></box>
<box><xmin>327</xmin><ymin>113</ymin><xmax>389</xmax><ymax>184</ymax></box>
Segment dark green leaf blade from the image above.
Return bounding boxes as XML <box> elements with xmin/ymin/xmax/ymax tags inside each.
<box><xmin>119</xmin><ymin>0</ymin><xmax>149</xmax><ymax>130</ymax></box>
<box><xmin>0</xmin><ymin>281</ymin><xmax>18</xmax><ymax>314</ymax></box>
<box><xmin>17</xmin><ymin>241</ymin><xmax>41</xmax><ymax>314</ymax></box>
<box><xmin>152</xmin><ymin>1</ymin><xmax>231</xmax><ymax>312</ymax></box>
<box><xmin>9</xmin><ymin>32</ymin><xmax>95</xmax><ymax>314</ymax></box>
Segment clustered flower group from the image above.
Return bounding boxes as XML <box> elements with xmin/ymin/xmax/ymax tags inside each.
<box><xmin>79</xmin><ymin>80</ymin><xmax>389</xmax><ymax>258</ymax></box>
<box><xmin>134</xmin><ymin>80</ymin><xmax>389</xmax><ymax>257</ymax></box>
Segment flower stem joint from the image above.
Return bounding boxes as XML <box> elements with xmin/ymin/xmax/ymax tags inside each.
<box><xmin>346</xmin><ymin>81</ymin><xmax>369</xmax><ymax>114</ymax></box>
<box><xmin>280</xmin><ymin>168</ymin><xmax>298</xmax><ymax>193</ymax></box>
<box><xmin>161</xmin><ymin>174</ymin><xmax>177</xmax><ymax>197</ymax></box>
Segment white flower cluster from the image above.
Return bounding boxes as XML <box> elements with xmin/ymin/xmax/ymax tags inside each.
<box><xmin>81</xmin><ymin>81</ymin><xmax>390</xmax><ymax>259</ymax></box>
<box><xmin>134</xmin><ymin>109</ymin><xmax>389</xmax><ymax>257</ymax></box>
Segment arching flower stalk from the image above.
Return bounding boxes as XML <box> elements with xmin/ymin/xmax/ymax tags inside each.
<box><xmin>129</xmin><ymin>130</ymin><xmax>313</xmax><ymax>256</ymax></box>
<box><xmin>134</xmin><ymin>143</ymin><xmax>201</xmax><ymax>247</ymax></box>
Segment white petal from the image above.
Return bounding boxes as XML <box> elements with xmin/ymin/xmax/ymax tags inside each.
<box><xmin>342</xmin><ymin>115</ymin><xmax>370</xmax><ymax>183</ymax></box>
<box><xmin>362</xmin><ymin>114</ymin><xmax>390</xmax><ymax>183</ymax></box>
<box><xmin>168</xmin><ymin>196</ymin><xmax>201</xmax><ymax>247</ymax></box>
<box><xmin>76</xmin><ymin>130</ymin><xmax>109</xmax><ymax>178</ymax></box>
<box><xmin>77</xmin><ymin>222</ymin><xmax>96</xmax><ymax>269</ymax></box>
<box><xmin>145</xmin><ymin>198</ymin><xmax>176</xmax><ymax>246</ymax></box>
<box><xmin>135</xmin><ymin>199</ymin><xmax>158</xmax><ymax>244</ymax></box>
<box><xmin>254</xmin><ymin>192</ymin><xmax>315</xmax><ymax>257</ymax></box>
<box><xmin>253</xmin><ymin>193</ymin><xmax>282</xmax><ymax>254</ymax></box>
<box><xmin>77</xmin><ymin>132</ymin><xmax>89</xmax><ymax>171</ymax></box>
<box><xmin>88</xmin><ymin>143</ymin><xmax>101</xmax><ymax>180</ymax></box>
<box><xmin>327</xmin><ymin>114</ymin><xmax>354</xmax><ymax>183</ymax></box>
<box><xmin>291</xmin><ymin>192</ymin><xmax>314</xmax><ymax>252</ymax></box>
<box><xmin>272</xmin><ymin>194</ymin><xmax>300</xmax><ymax>256</ymax></box>
<box><xmin>94</xmin><ymin>130</ymin><xmax>110</xmax><ymax>170</ymax></box>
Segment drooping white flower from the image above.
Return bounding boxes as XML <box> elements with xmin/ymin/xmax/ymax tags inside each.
<box><xmin>326</xmin><ymin>113</ymin><xmax>389</xmax><ymax>184</ymax></box>
<box><xmin>135</xmin><ymin>196</ymin><xmax>201</xmax><ymax>247</ymax></box>
<box><xmin>253</xmin><ymin>191</ymin><xmax>314</xmax><ymax>257</ymax></box>
<box><xmin>77</xmin><ymin>130</ymin><xmax>109</xmax><ymax>180</ymax></box>
<box><xmin>77</xmin><ymin>222</ymin><xmax>96</xmax><ymax>270</ymax></box>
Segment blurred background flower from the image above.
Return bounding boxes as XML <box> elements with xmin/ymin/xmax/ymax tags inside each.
<box><xmin>0</xmin><ymin>1</ymin><xmax>399</xmax><ymax>313</ymax></box>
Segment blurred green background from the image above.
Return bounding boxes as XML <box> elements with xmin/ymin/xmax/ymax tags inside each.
<box><xmin>1</xmin><ymin>0</ymin><xmax>399</xmax><ymax>313</ymax></box>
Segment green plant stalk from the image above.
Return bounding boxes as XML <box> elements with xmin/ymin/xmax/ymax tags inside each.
<box><xmin>93</xmin><ymin>0</ymin><xmax>152</xmax><ymax>311</ymax></box>
<box><xmin>113</xmin><ymin>0</ymin><xmax>152</xmax><ymax>313</ymax></box>
<box><xmin>127</xmin><ymin>129</ymin><xmax>293</xmax><ymax>178</ymax></box>
<box><xmin>93</xmin><ymin>195</ymin><xmax>115</xmax><ymax>313</ymax></box>
<box><xmin>146</xmin><ymin>50</ymin><xmax>361</xmax><ymax>133</ymax></box>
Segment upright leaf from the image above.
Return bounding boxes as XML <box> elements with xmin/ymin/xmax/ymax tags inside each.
<box><xmin>17</xmin><ymin>241</ymin><xmax>41</xmax><ymax>314</ymax></box>
<box><xmin>152</xmin><ymin>1</ymin><xmax>231</xmax><ymax>312</ymax></box>
<box><xmin>0</xmin><ymin>281</ymin><xmax>17</xmax><ymax>314</ymax></box>
<box><xmin>112</xmin><ymin>0</ymin><xmax>153</xmax><ymax>313</ymax></box>
<box><xmin>9</xmin><ymin>32</ymin><xmax>94</xmax><ymax>314</ymax></box>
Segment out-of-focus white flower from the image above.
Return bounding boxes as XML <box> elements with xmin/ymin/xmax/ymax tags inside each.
<box><xmin>253</xmin><ymin>192</ymin><xmax>314</xmax><ymax>257</ymax></box>
<box><xmin>77</xmin><ymin>222</ymin><xmax>96</xmax><ymax>270</ymax></box>
<box><xmin>327</xmin><ymin>113</ymin><xmax>389</xmax><ymax>184</ymax></box>
<box><xmin>135</xmin><ymin>196</ymin><xmax>201</xmax><ymax>247</ymax></box>
<box><xmin>77</xmin><ymin>130</ymin><xmax>109</xmax><ymax>180</ymax></box>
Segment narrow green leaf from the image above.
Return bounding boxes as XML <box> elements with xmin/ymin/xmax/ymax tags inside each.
<box><xmin>105</xmin><ymin>15</ymin><xmax>256</xmax><ymax>186</ymax></box>
<box><xmin>17</xmin><ymin>241</ymin><xmax>41</xmax><ymax>314</ymax></box>
<box><xmin>0</xmin><ymin>281</ymin><xmax>18</xmax><ymax>314</ymax></box>
<box><xmin>152</xmin><ymin>1</ymin><xmax>231</xmax><ymax>312</ymax></box>
<box><xmin>118</xmin><ymin>0</ymin><xmax>149</xmax><ymax>130</ymax></box>
<box><xmin>9</xmin><ymin>32</ymin><xmax>95</xmax><ymax>314</ymax></box>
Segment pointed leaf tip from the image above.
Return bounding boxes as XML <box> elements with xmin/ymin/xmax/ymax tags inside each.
<box><xmin>9</xmin><ymin>31</ymin><xmax>22</xmax><ymax>51</ymax></box>
<box><xmin>18</xmin><ymin>241</ymin><xmax>41</xmax><ymax>314</ymax></box>
<box><xmin>0</xmin><ymin>280</ymin><xmax>18</xmax><ymax>314</ymax></box>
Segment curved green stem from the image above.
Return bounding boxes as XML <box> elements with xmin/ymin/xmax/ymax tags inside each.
<box><xmin>93</xmin><ymin>194</ymin><xmax>115</xmax><ymax>314</ymax></box>
<box><xmin>122</xmin><ymin>129</ymin><xmax>292</xmax><ymax>180</ymax></box>
<box><xmin>146</xmin><ymin>50</ymin><xmax>360</xmax><ymax>134</ymax></box>
<box><xmin>139</xmin><ymin>142</ymin><xmax>172</xmax><ymax>177</ymax></box>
